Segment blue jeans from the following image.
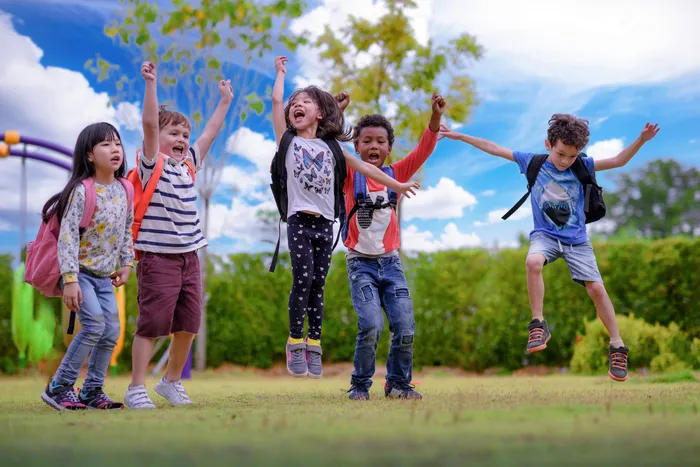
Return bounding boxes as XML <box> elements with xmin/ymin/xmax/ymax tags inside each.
<box><xmin>53</xmin><ymin>270</ymin><xmax>120</xmax><ymax>389</ymax></box>
<box><xmin>347</xmin><ymin>256</ymin><xmax>415</xmax><ymax>389</ymax></box>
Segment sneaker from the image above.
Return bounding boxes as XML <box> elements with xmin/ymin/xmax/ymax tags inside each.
<box><xmin>124</xmin><ymin>385</ymin><xmax>156</xmax><ymax>409</ymax></box>
<box><xmin>384</xmin><ymin>382</ymin><xmax>423</xmax><ymax>400</ymax></box>
<box><xmin>286</xmin><ymin>340</ymin><xmax>308</xmax><ymax>377</ymax></box>
<box><xmin>305</xmin><ymin>338</ymin><xmax>322</xmax><ymax>379</ymax></box>
<box><xmin>78</xmin><ymin>387</ymin><xmax>124</xmax><ymax>410</ymax></box>
<box><xmin>154</xmin><ymin>376</ymin><xmax>193</xmax><ymax>406</ymax></box>
<box><xmin>526</xmin><ymin>318</ymin><xmax>551</xmax><ymax>354</ymax></box>
<box><xmin>608</xmin><ymin>345</ymin><xmax>629</xmax><ymax>382</ymax></box>
<box><xmin>41</xmin><ymin>381</ymin><xmax>87</xmax><ymax>411</ymax></box>
<box><xmin>347</xmin><ymin>385</ymin><xmax>370</xmax><ymax>401</ymax></box>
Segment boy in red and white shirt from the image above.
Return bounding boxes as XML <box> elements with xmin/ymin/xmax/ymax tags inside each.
<box><xmin>341</xmin><ymin>92</ymin><xmax>446</xmax><ymax>400</ymax></box>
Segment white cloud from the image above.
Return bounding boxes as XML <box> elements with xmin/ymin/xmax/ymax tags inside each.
<box><xmin>114</xmin><ymin>102</ymin><xmax>142</xmax><ymax>133</ymax></box>
<box><xmin>474</xmin><ymin>205</ymin><xmax>532</xmax><ymax>226</ymax></box>
<box><xmin>403</xmin><ymin>223</ymin><xmax>481</xmax><ymax>252</ymax></box>
<box><xmin>433</xmin><ymin>0</ymin><xmax>700</xmax><ymax>88</ymax></box>
<box><xmin>592</xmin><ymin>116</ymin><xmax>609</xmax><ymax>127</ymax></box>
<box><xmin>402</xmin><ymin>177</ymin><xmax>477</xmax><ymax>221</ymax></box>
<box><xmin>0</xmin><ymin>219</ymin><xmax>14</xmax><ymax>232</ymax></box>
<box><xmin>225</xmin><ymin>127</ymin><xmax>276</xmax><ymax>171</ymax></box>
<box><xmin>480</xmin><ymin>189</ymin><xmax>496</xmax><ymax>197</ymax></box>
<box><xmin>587</xmin><ymin>138</ymin><xmax>624</xmax><ymax>160</ymax></box>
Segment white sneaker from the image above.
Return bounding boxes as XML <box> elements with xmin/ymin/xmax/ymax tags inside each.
<box><xmin>154</xmin><ymin>376</ymin><xmax>193</xmax><ymax>406</ymax></box>
<box><xmin>124</xmin><ymin>385</ymin><xmax>156</xmax><ymax>409</ymax></box>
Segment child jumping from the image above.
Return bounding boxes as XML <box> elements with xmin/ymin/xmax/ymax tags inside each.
<box><xmin>124</xmin><ymin>62</ymin><xmax>233</xmax><ymax>409</ymax></box>
<box><xmin>271</xmin><ymin>56</ymin><xmax>420</xmax><ymax>379</ymax></box>
<box><xmin>341</xmin><ymin>92</ymin><xmax>446</xmax><ymax>400</ymax></box>
<box><xmin>41</xmin><ymin>122</ymin><xmax>134</xmax><ymax>410</ymax></box>
<box><xmin>439</xmin><ymin>114</ymin><xmax>660</xmax><ymax>382</ymax></box>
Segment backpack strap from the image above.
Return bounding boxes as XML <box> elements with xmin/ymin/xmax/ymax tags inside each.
<box><xmin>570</xmin><ymin>153</ymin><xmax>596</xmax><ymax>213</ymax></box>
<box><xmin>343</xmin><ymin>165</ymin><xmax>398</xmax><ymax>242</ymax></box>
<box><xmin>269</xmin><ymin>129</ymin><xmax>297</xmax><ymax>273</ymax></box>
<box><xmin>133</xmin><ymin>153</ymin><xmax>165</xmax><ymax>242</ymax></box>
<box><xmin>501</xmin><ymin>154</ymin><xmax>548</xmax><ymax>220</ymax></box>
<box><xmin>117</xmin><ymin>177</ymin><xmax>134</xmax><ymax>208</ymax></box>
<box><xmin>324</xmin><ymin>138</ymin><xmax>347</xmax><ymax>251</ymax></box>
<box><xmin>79</xmin><ymin>178</ymin><xmax>97</xmax><ymax>230</ymax></box>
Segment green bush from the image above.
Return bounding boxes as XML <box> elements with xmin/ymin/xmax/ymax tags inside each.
<box><xmin>1</xmin><ymin>237</ymin><xmax>699</xmax><ymax>374</ymax></box>
<box><xmin>570</xmin><ymin>314</ymin><xmax>699</xmax><ymax>374</ymax></box>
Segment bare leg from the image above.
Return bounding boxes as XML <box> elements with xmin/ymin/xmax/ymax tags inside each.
<box><xmin>526</xmin><ymin>254</ymin><xmax>547</xmax><ymax>320</ymax></box>
<box><xmin>165</xmin><ymin>332</ymin><xmax>195</xmax><ymax>382</ymax></box>
<box><xmin>130</xmin><ymin>335</ymin><xmax>156</xmax><ymax>387</ymax></box>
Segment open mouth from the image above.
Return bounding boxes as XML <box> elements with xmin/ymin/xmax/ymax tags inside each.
<box><xmin>172</xmin><ymin>145</ymin><xmax>185</xmax><ymax>157</ymax></box>
<box><xmin>368</xmin><ymin>153</ymin><xmax>380</xmax><ymax>163</ymax></box>
<box><xmin>110</xmin><ymin>155</ymin><xmax>122</xmax><ymax>164</ymax></box>
<box><xmin>293</xmin><ymin>109</ymin><xmax>305</xmax><ymax>122</ymax></box>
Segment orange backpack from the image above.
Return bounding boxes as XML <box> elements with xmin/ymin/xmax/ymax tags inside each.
<box><xmin>126</xmin><ymin>149</ymin><xmax>196</xmax><ymax>259</ymax></box>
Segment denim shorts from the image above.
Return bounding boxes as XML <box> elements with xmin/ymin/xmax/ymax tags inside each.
<box><xmin>528</xmin><ymin>231</ymin><xmax>603</xmax><ymax>286</ymax></box>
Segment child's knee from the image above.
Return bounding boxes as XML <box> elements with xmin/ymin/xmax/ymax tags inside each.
<box><xmin>585</xmin><ymin>281</ymin><xmax>607</xmax><ymax>299</ymax></box>
<box><xmin>526</xmin><ymin>254</ymin><xmax>546</xmax><ymax>274</ymax></box>
<box><xmin>82</xmin><ymin>320</ymin><xmax>106</xmax><ymax>345</ymax></box>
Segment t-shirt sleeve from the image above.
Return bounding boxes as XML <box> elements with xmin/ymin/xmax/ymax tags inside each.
<box><xmin>139</xmin><ymin>150</ymin><xmax>157</xmax><ymax>186</ymax></box>
<box><xmin>512</xmin><ymin>151</ymin><xmax>535</xmax><ymax>175</ymax></box>
<box><xmin>583</xmin><ymin>156</ymin><xmax>595</xmax><ymax>174</ymax></box>
<box><xmin>188</xmin><ymin>142</ymin><xmax>203</xmax><ymax>171</ymax></box>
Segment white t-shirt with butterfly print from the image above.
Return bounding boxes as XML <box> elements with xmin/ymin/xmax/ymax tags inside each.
<box><xmin>285</xmin><ymin>136</ymin><xmax>336</xmax><ymax>221</ymax></box>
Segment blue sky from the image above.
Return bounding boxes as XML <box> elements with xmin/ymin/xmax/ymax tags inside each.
<box><xmin>0</xmin><ymin>0</ymin><xmax>698</xmax><ymax>259</ymax></box>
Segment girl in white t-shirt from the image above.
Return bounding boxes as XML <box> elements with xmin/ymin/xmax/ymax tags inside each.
<box><xmin>272</xmin><ymin>56</ymin><xmax>420</xmax><ymax>378</ymax></box>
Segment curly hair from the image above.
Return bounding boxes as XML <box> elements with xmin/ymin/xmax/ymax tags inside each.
<box><xmin>547</xmin><ymin>113</ymin><xmax>589</xmax><ymax>149</ymax></box>
<box><xmin>284</xmin><ymin>86</ymin><xmax>351</xmax><ymax>142</ymax></box>
<box><xmin>352</xmin><ymin>114</ymin><xmax>395</xmax><ymax>148</ymax></box>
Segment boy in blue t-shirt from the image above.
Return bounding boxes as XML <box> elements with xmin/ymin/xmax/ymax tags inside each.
<box><xmin>439</xmin><ymin>114</ymin><xmax>660</xmax><ymax>382</ymax></box>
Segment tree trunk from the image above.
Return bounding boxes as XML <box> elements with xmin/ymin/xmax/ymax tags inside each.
<box><xmin>196</xmin><ymin>195</ymin><xmax>210</xmax><ymax>371</ymax></box>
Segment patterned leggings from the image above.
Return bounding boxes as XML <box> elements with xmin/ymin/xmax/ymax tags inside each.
<box><xmin>287</xmin><ymin>212</ymin><xmax>334</xmax><ymax>340</ymax></box>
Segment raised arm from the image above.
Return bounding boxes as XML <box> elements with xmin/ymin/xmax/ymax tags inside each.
<box><xmin>438</xmin><ymin>124</ymin><xmax>514</xmax><ymax>162</ymax></box>
<box><xmin>195</xmin><ymin>79</ymin><xmax>233</xmax><ymax>163</ymax></box>
<box><xmin>141</xmin><ymin>62</ymin><xmax>160</xmax><ymax>162</ymax></box>
<box><xmin>343</xmin><ymin>148</ymin><xmax>420</xmax><ymax>198</ymax></box>
<box><xmin>272</xmin><ymin>56</ymin><xmax>288</xmax><ymax>145</ymax></box>
<box><xmin>594</xmin><ymin>123</ymin><xmax>660</xmax><ymax>171</ymax></box>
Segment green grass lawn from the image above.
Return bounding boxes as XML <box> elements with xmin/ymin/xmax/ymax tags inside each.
<box><xmin>1</xmin><ymin>371</ymin><xmax>698</xmax><ymax>466</ymax></box>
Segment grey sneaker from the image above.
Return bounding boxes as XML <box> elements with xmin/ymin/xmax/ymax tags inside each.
<box><xmin>305</xmin><ymin>338</ymin><xmax>322</xmax><ymax>378</ymax></box>
<box><xmin>527</xmin><ymin>318</ymin><xmax>551</xmax><ymax>354</ymax></box>
<box><xmin>286</xmin><ymin>340</ymin><xmax>308</xmax><ymax>377</ymax></box>
<box><xmin>154</xmin><ymin>376</ymin><xmax>193</xmax><ymax>406</ymax></box>
<box><xmin>124</xmin><ymin>385</ymin><xmax>156</xmax><ymax>409</ymax></box>
<box><xmin>347</xmin><ymin>385</ymin><xmax>370</xmax><ymax>400</ymax></box>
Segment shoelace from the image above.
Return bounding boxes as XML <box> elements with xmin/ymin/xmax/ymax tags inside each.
<box><xmin>291</xmin><ymin>348</ymin><xmax>306</xmax><ymax>363</ymax></box>
<box><xmin>56</xmin><ymin>386</ymin><xmax>81</xmax><ymax>404</ymax></box>
<box><xmin>610</xmin><ymin>352</ymin><xmax>628</xmax><ymax>370</ymax></box>
<box><xmin>307</xmin><ymin>349</ymin><xmax>322</xmax><ymax>364</ymax></box>
<box><xmin>528</xmin><ymin>327</ymin><xmax>545</xmax><ymax>344</ymax></box>
<box><xmin>175</xmin><ymin>383</ymin><xmax>191</xmax><ymax>402</ymax></box>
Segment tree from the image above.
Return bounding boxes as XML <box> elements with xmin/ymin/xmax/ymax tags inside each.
<box><xmin>606</xmin><ymin>159</ymin><xmax>699</xmax><ymax>238</ymax></box>
<box><xmin>95</xmin><ymin>0</ymin><xmax>308</xmax><ymax>370</ymax></box>
<box><xmin>314</xmin><ymin>0</ymin><xmax>482</xmax><ymax>147</ymax></box>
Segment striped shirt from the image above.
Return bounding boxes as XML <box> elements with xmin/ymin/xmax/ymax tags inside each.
<box><xmin>136</xmin><ymin>143</ymin><xmax>207</xmax><ymax>253</ymax></box>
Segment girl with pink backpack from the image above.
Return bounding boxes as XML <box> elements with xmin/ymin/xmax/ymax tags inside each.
<box><xmin>28</xmin><ymin>122</ymin><xmax>135</xmax><ymax>410</ymax></box>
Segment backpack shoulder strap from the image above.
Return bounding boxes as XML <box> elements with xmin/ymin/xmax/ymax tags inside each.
<box><xmin>570</xmin><ymin>153</ymin><xmax>594</xmax><ymax>185</ymax></box>
<box><xmin>184</xmin><ymin>160</ymin><xmax>196</xmax><ymax>182</ymax></box>
<box><xmin>383</xmin><ymin>165</ymin><xmax>398</xmax><ymax>207</ymax></box>
<box><xmin>79</xmin><ymin>178</ymin><xmax>97</xmax><ymax>230</ymax></box>
<box><xmin>275</xmin><ymin>130</ymin><xmax>296</xmax><ymax>174</ymax></box>
<box><xmin>325</xmin><ymin>138</ymin><xmax>347</xmax><ymax>181</ymax></box>
<box><xmin>117</xmin><ymin>177</ymin><xmax>134</xmax><ymax>208</ymax></box>
<box><xmin>526</xmin><ymin>154</ymin><xmax>549</xmax><ymax>188</ymax></box>
<box><xmin>134</xmin><ymin>154</ymin><xmax>165</xmax><ymax>227</ymax></box>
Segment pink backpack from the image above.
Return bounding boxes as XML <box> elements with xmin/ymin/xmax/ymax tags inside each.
<box><xmin>24</xmin><ymin>177</ymin><xmax>134</xmax><ymax>297</ymax></box>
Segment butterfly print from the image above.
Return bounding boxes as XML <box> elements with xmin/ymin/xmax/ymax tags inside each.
<box><xmin>303</xmin><ymin>148</ymin><xmax>324</xmax><ymax>171</ymax></box>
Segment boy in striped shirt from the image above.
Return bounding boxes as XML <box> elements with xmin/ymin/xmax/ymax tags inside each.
<box><xmin>125</xmin><ymin>62</ymin><xmax>233</xmax><ymax>409</ymax></box>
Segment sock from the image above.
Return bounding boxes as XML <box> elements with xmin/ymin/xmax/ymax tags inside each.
<box><xmin>50</xmin><ymin>379</ymin><xmax>67</xmax><ymax>391</ymax></box>
<box><xmin>306</xmin><ymin>338</ymin><xmax>321</xmax><ymax>347</ymax></box>
<box><xmin>288</xmin><ymin>337</ymin><xmax>304</xmax><ymax>345</ymax></box>
<box><xmin>610</xmin><ymin>338</ymin><xmax>625</xmax><ymax>348</ymax></box>
<box><xmin>531</xmin><ymin>316</ymin><xmax>544</xmax><ymax>323</ymax></box>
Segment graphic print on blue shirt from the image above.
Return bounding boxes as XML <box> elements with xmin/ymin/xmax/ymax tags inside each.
<box><xmin>513</xmin><ymin>151</ymin><xmax>595</xmax><ymax>244</ymax></box>
<box><xmin>292</xmin><ymin>142</ymin><xmax>333</xmax><ymax>195</ymax></box>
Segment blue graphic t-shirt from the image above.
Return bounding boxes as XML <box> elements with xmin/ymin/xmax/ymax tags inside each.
<box><xmin>513</xmin><ymin>151</ymin><xmax>595</xmax><ymax>244</ymax></box>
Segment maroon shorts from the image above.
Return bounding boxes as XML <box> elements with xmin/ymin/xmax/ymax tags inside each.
<box><xmin>135</xmin><ymin>251</ymin><xmax>202</xmax><ymax>339</ymax></box>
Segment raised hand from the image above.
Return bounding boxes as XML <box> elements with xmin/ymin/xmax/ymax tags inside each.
<box><xmin>437</xmin><ymin>123</ymin><xmax>460</xmax><ymax>141</ymax></box>
<box><xmin>432</xmin><ymin>91</ymin><xmax>446</xmax><ymax>114</ymax></box>
<box><xmin>219</xmin><ymin>79</ymin><xmax>233</xmax><ymax>102</ymax></box>
<box><xmin>640</xmin><ymin>122</ymin><xmax>660</xmax><ymax>142</ymax></box>
<box><xmin>335</xmin><ymin>91</ymin><xmax>350</xmax><ymax>111</ymax></box>
<box><xmin>275</xmin><ymin>56</ymin><xmax>288</xmax><ymax>75</ymax></box>
<box><xmin>397</xmin><ymin>180</ymin><xmax>421</xmax><ymax>198</ymax></box>
<box><xmin>141</xmin><ymin>61</ymin><xmax>156</xmax><ymax>81</ymax></box>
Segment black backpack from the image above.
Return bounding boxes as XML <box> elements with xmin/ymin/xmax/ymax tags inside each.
<box><xmin>501</xmin><ymin>153</ymin><xmax>606</xmax><ymax>224</ymax></box>
<box><xmin>269</xmin><ymin>128</ymin><xmax>347</xmax><ymax>272</ymax></box>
